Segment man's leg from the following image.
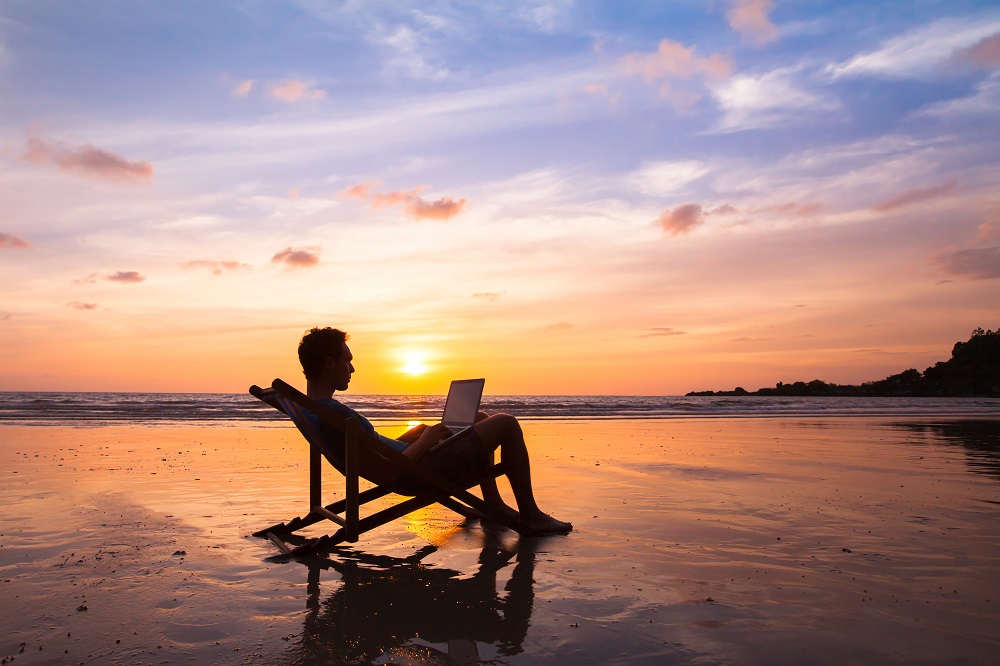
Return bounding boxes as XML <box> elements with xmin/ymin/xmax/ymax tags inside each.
<box><xmin>474</xmin><ymin>414</ymin><xmax>572</xmax><ymax>533</ymax></box>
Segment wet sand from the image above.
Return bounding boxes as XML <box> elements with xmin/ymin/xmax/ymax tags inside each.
<box><xmin>1</xmin><ymin>417</ymin><xmax>998</xmax><ymax>664</ymax></box>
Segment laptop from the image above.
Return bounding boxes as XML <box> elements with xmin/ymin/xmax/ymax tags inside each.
<box><xmin>429</xmin><ymin>378</ymin><xmax>485</xmax><ymax>451</ymax></box>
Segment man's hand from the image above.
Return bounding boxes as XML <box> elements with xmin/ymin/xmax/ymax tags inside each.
<box><xmin>413</xmin><ymin>423</ymin><xmax>450</xmax><ymax>449</ymax></box>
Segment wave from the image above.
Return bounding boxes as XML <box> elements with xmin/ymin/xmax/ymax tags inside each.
<box><xmin>0</xmin><ymin>391</ymin><xmax>998</xmax><ymax>426</ymax></box>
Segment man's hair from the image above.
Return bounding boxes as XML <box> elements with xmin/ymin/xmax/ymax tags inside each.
<box><xmin>298</xmin><ymin>327</ymin><xmax>348</xmax><ymax>381</ymax></box>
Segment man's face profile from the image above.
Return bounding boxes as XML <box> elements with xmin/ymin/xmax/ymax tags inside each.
<box><xmin>328</xmin><ymin>342</ymin><xmax>355</xmax><ymax>391</ymax></box>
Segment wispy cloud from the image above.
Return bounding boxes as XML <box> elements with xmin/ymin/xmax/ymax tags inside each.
<box><xmin>914</xmin><ymin>72</ymin><xmax>1000</xmax><ymax>118</ymax></box>
<box><xmin>642</xmin><ymin>327</ymin><xmax>686</xmax><ymax>337</ymax></box>
<box><xmin>267</xmin><ymin>80</ymin><xmax>326</xmax><ymax>102</ymax></box>
<box><xmin>232</xmin><ymin>79</ymin><xmax>254</xmax><ymax>97</ymax></box>
<box><xmin>343</xmin><ymin>180</ymin><xmax>468</xmax><ymax>220</ymax></box>
<box><xmin>182</xmin><ymin>260</ymin><xmax>252</xmax><ymax>275</ymax></box>
<box><xmin>20</xmin><ymin>136</ymin><xmax>153</xmax><ymax>183</ymax></box>
<box><xmin>827</xmin><ymin>18</ymin><xmax>1000</xmax><ymax>79</ymax></box>
<box><xmin>628</xmin><ymin>161</ymin><xmax>711</xmax><ymax>197</ymax></box>
<box><xmin>872</xmin><ymin>179</ymin><xmax>957</xmax><ymax>212</ymax></box>
<box><xmin>656</xmin><ymin>204</ymin><xmax>703</xmax><ymax>236</ymax></box>
<box><xmin>472</xmin><ymin>292</ymin><xmax>501</xmax><ymax>301</ymax></box>
<box><xmin>951</xmin><ymin>32</ymin><xmax>1000</xmax><ymax>69</ymax></box>
<box><xmin>272</xmin><ymin>246</ymin><xmax>321</xmax><ymax>268</ymax></box>
<box><xmin>709</xmin><ymin>66</ymin><xmax>838</xmax><ymax>133</ymax></box>
<box><xmin>0</xmin><ymin>232</ymin><xmax>29</xmax><ymax>249</ymax></box>
<box><xmin>68</xmin><ymin>301</ymin><xmax>99</xmax><ymax>311</ymax></box>
<box><xmin>107</xmin><ymin>271</ymin><xmax>145</xmax><ymax>283</ymax></box>
<box><xmin>936</xmin><ymin>246</ymin><xmax>1000</xmax><ymax>279</ymax></box>
<box><xmin>727</xmin><ymin>0</ymin><xmax>779</xmax><ymax>47</ymax></box>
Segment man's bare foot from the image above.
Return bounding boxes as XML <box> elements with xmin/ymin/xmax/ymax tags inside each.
<box><xmin>521</xmin><ymin>511</ymin><xmax>573</xmax><ymax>534</ymax></box>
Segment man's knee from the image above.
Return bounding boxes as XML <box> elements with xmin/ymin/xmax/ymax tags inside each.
<box><xmin>476</xmin><ymin>412</ymin><xmax>521</xmax><ymax>440</ymax></box>
<box><xmin>490</xmin><ymin>413</ymin><xmax>521</xmax><ymax>438</ymax></box>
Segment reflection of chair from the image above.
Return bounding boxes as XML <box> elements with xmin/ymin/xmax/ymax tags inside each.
<box><xmin>249</xmin><ymin>379</ymin><xmax>539</xmax><ymax>556</ymax></box>
<box><xmin>290</xmin><ymin>538</ymin><xmax>536</xmax><ymax>663</ymax></box>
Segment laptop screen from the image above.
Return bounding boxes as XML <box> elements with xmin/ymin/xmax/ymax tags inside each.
<box><xmin>441</xmin><ymin>378</ymin><xmax>485</xmax><ymax>427</ymax></box>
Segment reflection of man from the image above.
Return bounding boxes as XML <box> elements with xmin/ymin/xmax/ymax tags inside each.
<box><xmin>298</xmin><ymin>540</ymin><xmax>537</xmax><ymax>663</ymax></box>
<box><xmin>298</xmin><ymin>326</ymin><xmax>571</xmax><ymax>534</ymax></box>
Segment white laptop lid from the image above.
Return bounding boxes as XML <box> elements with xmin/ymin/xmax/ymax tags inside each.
<box><xmin>441</xmin><ymin>378</ymin><xmax>485</xmax><ymax>428</ymax></box>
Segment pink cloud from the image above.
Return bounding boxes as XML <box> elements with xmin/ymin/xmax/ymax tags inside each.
<box><xmin>952</xmin><ymin>33</ymin><xmax>1000</xmax><ymax>69</ymax></box>
<box><xmin>873</xmin><ymin>179</ymin><xmax>957</xmax><ymax>212</ymax></box>
<box><xmin>68</xmin><ymin>301</ymin><xmax>99</xmax><ymax>311</ymax></box>
<box><xmin>342</xmin><ymin>180</ymin><xmax>468</xmax><ymax>221</ymax></box>
<box><xmin>0</xmin><ymin>232</ymin><xmax>30</xmax><ymax>249</ymax></box>
<box><xmin>21</xmin><ymin>136</ymin><xmax>152</xmax><ymax>183</ymax></box>
<box><xmin>272</xmin><ymin>246</ymin><xmax>321</xmax><ymax>268</ymax></box>
<box><xmin>472</xmin><ymin>292</ymin><xmax>501</xmax><ymax>301</ymax></box>
<box><xmin>621</xmin><ymin>40</ymin><xmax>732</xmax><ymax>82</ymax></box>
<box><xmin>656</xmin><ymin>204</ymin><xmax>704</xmax><ymax>236</ymax></box>
<box><xmin>404</xmin><ymin>196</ymin><xmax>467</xmax><ymax>220</ymax></box>
<box><xmin>708</xmin><ymin>204</ymin><xmax>739</xmax><ymax>216</ymax></box>
<box><xmin>268</xmin><ymin>80</ymin><xmax>326</xmax><ymax>102</ymax></box>
<box><xmin>107</xmin><ymin>271</ymin><xmax>145</xmax><ymax>283</ymax></box>
<box><xmin>761</xmin><ymin>202</ymin><xmax>824</xmax><ymax>217</ymax></box>
<box><xmin>978</xmin><ymin>219</ymin><xmax>1000</xmax><ymax>240</ymax></box>
<box><xmin>642</xmin><ymin>327</ymin><xmax>687</xmax><ymax>337</ymax></box>
<box><xmin>936</xmin><ymin>246</ymin><xmax>1000</xmax><ymax>279</ymax></box>
<box><xmin>183</xmin><ymin>260</ymin><xmax>252</xmax><ymax>275</ymax></box>
<box><xmin>583</xmin><ymin>82</ymin><xmax>609</xmax><ymax>95</ymax></box>
<box><xmin>727</xmin><ymin>0</ymin><xmax>779</xmax><ymax>47</ymax></box>
<box><xmin>233</xmin><ymin>79</ymin><xmax>254</xmax><ymax>96</ymax></box>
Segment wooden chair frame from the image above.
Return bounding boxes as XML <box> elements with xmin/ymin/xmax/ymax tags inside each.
<box><xmin>249</xmin><ymin>379</ymin><xmax>539</xmax><ymax>557</ymax></box>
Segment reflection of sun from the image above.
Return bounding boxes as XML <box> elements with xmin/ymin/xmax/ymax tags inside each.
<box><xmin>401</xmin><ymin>352</ymin><xmax>428</xmax><ymax>376</ymax></box>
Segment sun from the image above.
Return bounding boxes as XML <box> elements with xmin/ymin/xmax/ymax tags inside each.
<box><xmin>401</xmin><ymin>352</ymin><xmax>428</xmax><ymax>376</ymax></box>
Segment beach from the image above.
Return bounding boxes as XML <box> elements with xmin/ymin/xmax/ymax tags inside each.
<box><xmin>2</xmin><ymin>416</ymin><xmax>999</xmax><ymax>664</ymax></box>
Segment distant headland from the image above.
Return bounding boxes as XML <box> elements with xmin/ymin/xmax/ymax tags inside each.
<box><xmin>687</xmin><ymin>328</ymin><xmax>1000</xmax><ymax>397</ymax></box>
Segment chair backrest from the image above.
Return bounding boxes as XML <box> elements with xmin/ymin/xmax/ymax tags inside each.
<box><xmin>250</xmin><ymin>381</ymin><xmax>404</xmax><ymax>486</ymax></box>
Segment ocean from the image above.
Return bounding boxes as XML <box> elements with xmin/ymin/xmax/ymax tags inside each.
<box><xmin>0</xmin><ymin>390</ymin><xmax>998</xmax><ymax>425</ymax></box>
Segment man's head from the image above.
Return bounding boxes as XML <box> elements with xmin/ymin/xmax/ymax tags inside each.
<box><xmin>298</xmin><ymin>327</ymin><xmax>353</xmax><ymax>390</ymax></box>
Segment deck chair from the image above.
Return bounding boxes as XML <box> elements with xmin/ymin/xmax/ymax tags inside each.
<box><xmin>249</xmin><ymin>379</ymin><xmax>540</xmax><ymax>557</ymax></box>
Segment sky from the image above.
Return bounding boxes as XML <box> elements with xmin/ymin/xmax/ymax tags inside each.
<box><xmin>1</xmin><ymin>0</ymin><xmax>998</xmax><ymax>395</ymax></box>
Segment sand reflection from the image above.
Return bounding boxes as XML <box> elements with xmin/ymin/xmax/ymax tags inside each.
<box><xmin>283</xmin><ymin>533</ymin><xmax>542</xmax><ymax>665</ymax></box>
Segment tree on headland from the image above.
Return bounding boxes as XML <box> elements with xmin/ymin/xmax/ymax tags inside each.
<box><xmin>687</xmin><ymin>328</ymin><xmax>1000</xmax><ymax>397</ymax></box>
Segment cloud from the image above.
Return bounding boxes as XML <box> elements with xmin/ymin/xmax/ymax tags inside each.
<box><xmin>951</xmin><ymin>32</ymin><xmax>1000</xmax><ymax>69</ymax></box>
<box><xmin>629</xmin><ymin>160</ymin><xmax>711</xmax><ymax>197</ymax></box>
<box><xmin>21</xmin><ymin>136</ymin><xmax>153</xmax><ymax>183</ymax></box>
<box><xmin>915</xmin><ymin>73</ymin><xmax>1000</xmax><ymax>118</ymax></box>
<box><xmin>759</xmin><ymin>202</ymin><xmax>824</xmax><ymax>217</ymax></box>
<box><xmin>182</xmin><ymin>260</ymin><xmax>252</xmax><ymax>275</ymax></box>
<box><xmin>272</xmin><ymin>246</ymin><xmax>321</xmax><ymax>268</ymax></box>
<box><xmin>343</xmin><ymin>180</ymin><xmax>468</xmax><ymax>220</ymax></box>
<box><xmin>233</xmin><ymin>79</ymin><xmax>254</xmax><ymax>96</ymax></box>
<box><xmin>68</xmin><ymin>302</ymin><xmax>99</xmax><ymax>311</ymax></box>
<box><xmin>267</xmin><ymin>80</ymin><xmax>326</xmax><ymax>102</ymax></box>
<box><xmin>872</xmin><ymin>179</ymin><xmax>957</xmax><ymax>212</ymax></box>
<box><xmin>546</xmin><ymin>322</ymin><xmax>573</xmax><ymax>331</ymax></box>
<box><xmin>0</xmin><ymin>232</ymin><xmax>29</xmax><ymax>249</ymax></box>
<box><xmin>472</xmin><ymin>292</ymin><xmax>501</xmax><ymax>301</ymax></box>
<box><xmin>936</xmin><ymin>246</ymin><xmax>1000</xmax><ymax>279</ymax></box>
<box><xmin>621</xmin><ymin>39</ymin><xmax>731</xmax><ymax>82</ymax></box>
<box><xmin>827</xmin><ymin>18</ymin><xmax>1000</xmax><ymax>79</ymax></box>
<box><xmin>709</xmin><ymin>67</ymin><xmax>838</xmax><ymax>133</ymax></box>
<box><xmin>656</xmin><ymin>204</ymin><xmax>704</xmax><ymax>236</ymax></box>
<box><xmin>107</xmin><ymin>271</ymin><xmax>145</xmax><ymax>283</ymax></box>
<box><xmin>727</xmin><ymin>0</ymin><xmax>779</xmax><ymax>47</ymax></box>
<box><xmin>979</xmin><ymin>219</ymin><xmax>1000</xmax><ymax>240</ymax></box>
<box><xmin>642</xmin><ymin>327</ymin><xmax>686</xmax><ymax>337</ymax></box>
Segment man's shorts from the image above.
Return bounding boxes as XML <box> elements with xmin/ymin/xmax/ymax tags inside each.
<box><xmin>392</xmin><ymin>428</ymin><xmax>493</xmax><ymax>495</ymax></box>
